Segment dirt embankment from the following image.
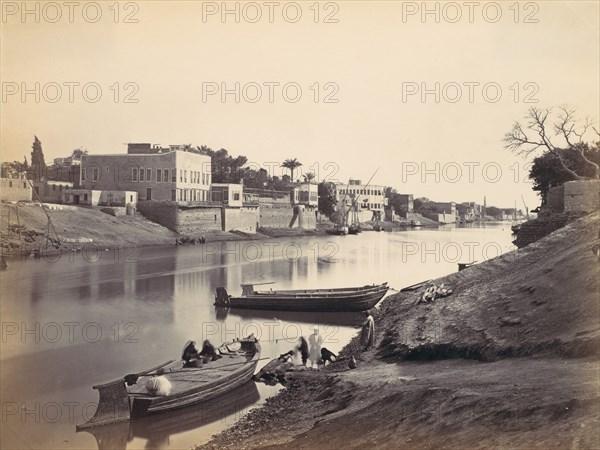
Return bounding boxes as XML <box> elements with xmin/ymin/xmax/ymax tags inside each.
<box><xmin>1</xmin><ymin>203</ymin><xmax>179</xmax><ymax>252</ymax></box>
<box><xmin>0</xmin><ymin>203</ymin><xmax>333</xmax><ymax>256</ymax></box>
<box><xmin>200</xmin><ymin>212</ymin><xmax>600</xmax><ymax>450</ymax></box>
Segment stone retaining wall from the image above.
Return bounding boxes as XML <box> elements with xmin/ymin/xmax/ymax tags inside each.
<box><xmin>564</xmin><ymin>180</ymin><xmax>600</xmax><ymax>213</ymax></box>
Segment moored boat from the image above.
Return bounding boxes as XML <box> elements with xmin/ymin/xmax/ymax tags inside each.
<box><xmin>76</xmin><ymin>337</ymin><xmax>261</xmax><ymax>430</ymax></box>
<box><xmin>326</xmin><ymin>224</ymin><xmax>349</xmax><ymax>235</ymax></box>
<box><xmin>215</xmin><ymin>282</ymin><xmax>389</xmax><ymax>312</ymax></box>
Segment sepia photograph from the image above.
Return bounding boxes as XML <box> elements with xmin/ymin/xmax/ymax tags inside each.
<box><xmin>1</xmin><ymin>1</ymin><xmax>599</xmax><ymax>449</ymax></box>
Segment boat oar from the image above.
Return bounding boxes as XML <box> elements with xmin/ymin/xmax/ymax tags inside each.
<box><xmin>161</xmin><ymin>357</ymin><xmax>272</xmax><ymax>375</ymax></box>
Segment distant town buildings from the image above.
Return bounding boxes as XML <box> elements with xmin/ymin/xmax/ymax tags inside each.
<box><xmin>32</xmin><ymin>180</ymin><xmax>73</xmax><ymax>204</ymax></box>
<box><xmin>291</xmin><ymin>182</ymin><xmax>318</xmax><ymax>207</ymax></box>
<box><xmin>334</xmin><ymin>179</ymin><xmax>387</xmax><ymax>221</ymax></box>
<box><xmin>0</xmin><ymin>174</ymin><xmax>31</xmax><ymax>202</ymax></box>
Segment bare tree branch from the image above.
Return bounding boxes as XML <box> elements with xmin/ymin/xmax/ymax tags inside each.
<box><xmin>505</xmin><ymin>106</ymin><xmax>599</xmax><ymax>180</ymax></box>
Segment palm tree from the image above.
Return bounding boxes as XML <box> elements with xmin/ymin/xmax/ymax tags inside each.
<box><xmin>303</xmin><ymin>172</ymin><xmax>316</xmax><ymax>183</ymax></box>
<box><xmin>281</xmin><ymin>158</ymin><xmax>302</xmax><ymax>182</ymax></box>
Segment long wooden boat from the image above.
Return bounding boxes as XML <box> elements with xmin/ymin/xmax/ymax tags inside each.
<box><xmin>77</xmin><ymin>337</ymin><xmax>261</xmax><ymax>430</ymax></box>
<box><xmin>215</xmin><ymin>283</ymin><xmax>389</xmax><ymax>312</ymax></box>
<box><xmin>79</xmin><ymin>383</ymin><xmax>261</xmax><ymax>450</ymax></box>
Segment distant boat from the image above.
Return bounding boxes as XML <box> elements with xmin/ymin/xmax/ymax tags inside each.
<box><xmin>409</xmin><ymin>220</ymin><xmax>421</xmax><ymax>227</ymax></box>
<box><xmin>77</xmin><ymin>337</ymin><xmax>261</xmax><ymax>430</ymax></box>
<box><xmin>348</xmin><ymin>223</ymin><xmax>362</xmax><ymax>234</ymax></box>
<box><xmin>215</xmin><ymin>283</ymin><xmax>389</xmax><ymax>312</ymax></box>
<box><xmin>326</xmin><ymin>224</ymin><xmax>349</xmax><ymax>235</ymax></box>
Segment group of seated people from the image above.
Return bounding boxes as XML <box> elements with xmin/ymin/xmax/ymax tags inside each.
<box><xmin>181</xmin><ymin>340</ymin><xmax>222</xmax><ymax>368</ymax></box>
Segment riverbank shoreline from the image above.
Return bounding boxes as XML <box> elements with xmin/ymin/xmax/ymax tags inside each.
<box><xmin>198</xmin><ymin>212</ymin><xmax>600</xmax><ymax>449</ymax></box>
<box><xmin>0</xmin><ymin>202</ymin><xmax>442</xmax><ymax>261</ymax></box>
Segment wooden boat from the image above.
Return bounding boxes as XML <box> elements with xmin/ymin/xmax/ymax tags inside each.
<box><xmin>326</xmin><ymin>224</ymin><xmax>349</xmax><ymax>235</ymax></box>
<box><xmin>215</xmin><ymin>282</ymin><xmax>389</xmax><ymax>312</ymax></box>
<box><xmin>76</xmin><ymin>337</ymin><xmax>261</xmax><ymax>430</ymax></box>
<box><xmin>399</xmin><ymin>279</ymin><xmax>432</xmax><ymax>292</ymax></box>
<box><xmin>348</xmin><ymin>224</ymin><xmax>362</xmax><ymax>234</ymax></box>
<box><xmin>80</xmin><ymin>382</ymin><xmax>260</xmax><ymax>450</ymax></box>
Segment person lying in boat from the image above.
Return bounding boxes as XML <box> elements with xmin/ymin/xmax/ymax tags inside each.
<box><xmin>200</xmin><ymin>339</ymin><xmax>222</xmax><ymax>361</ymax></box>
<box><xmin>182</xmin><ymin>340</ymin><xmax>203</xmax><ymax>367</ymax></box>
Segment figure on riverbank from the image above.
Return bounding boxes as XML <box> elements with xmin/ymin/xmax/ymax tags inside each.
<box><xmin>296</xmin><ymin>336</ymin><xmax>309</xmax><ymax>365</ymax></box>
<box><xmin>320</xmin><ymin>347</ymin><xmax>337</xmax><ymax>367</ymax></box>
<box><xmin>360</xmin><ymin>310</ymin><xmax>375</xmax><ymax>351</ymax></box>
<box><xmin>254</xmin><ymin>351</ymin><xmax>294</xmax><ymax>385</ymax></box>
<box><xmin>308</xmin><ymin>327</ymin><xmax>323</xmax><ymax>368</ymax></box>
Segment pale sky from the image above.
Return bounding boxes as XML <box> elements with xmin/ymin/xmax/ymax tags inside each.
<box><xmin>1</xmin><ymin>1</ymin><xmax>599</xmax><ymax>208</ymax></box>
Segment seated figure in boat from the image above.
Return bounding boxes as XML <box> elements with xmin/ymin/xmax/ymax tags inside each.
<box><xmin>182</xmin><ymin>340</ymin><xmax>203</xmax><ymax>367</ymax></box>
<box><xmin>200</xmin><ymin>339</ymin><xmax>222</xmax><ymax>361</ymax></box>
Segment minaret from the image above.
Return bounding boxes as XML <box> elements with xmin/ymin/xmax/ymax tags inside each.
<box><xmin>483</xmin><ymin>196</ymin><xmax>487</xmax><ymax>218</ymax></box>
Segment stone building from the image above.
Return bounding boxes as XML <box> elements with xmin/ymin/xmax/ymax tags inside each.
<box><xmin>80</xmin><ymin>144</ymin><xmax>212</xmax><ymax>203</ymax></box>
<box><xmin>334</xmin><ymin>179</ymin><xmax>387</xmax><ymax>221</ymax></box>
<box><xmin>0</xmin><ymin>175</ymin><xmax>31</xmax><ymax>202</ymax></box>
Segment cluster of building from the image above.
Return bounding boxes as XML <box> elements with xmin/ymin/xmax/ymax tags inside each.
<box><xmin>2</xmin><ymin>142</ymin><xmax>510</xmax><ymax>233</ymax></box>
<box><xmin>1</xmin><ymin>143</ymin><xmax>319</xmax><ymax>234</ymax></box>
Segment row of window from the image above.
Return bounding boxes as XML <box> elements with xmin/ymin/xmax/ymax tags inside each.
<box><xmin>7</xmin><ymin>181</ymin><xmax>28</xmax><ymax>188</ymax></box>
<box><xmin>338</xmin><ymin>188</ymin><xmax>383</xmax><ymax>196</ymax></box>
<box><xmin>175</xmin><ymin>189</ymin><xmax>209</xmax><ymax>202</ymax></box>
<box><xmin>81</xmin><ymin>167</ymin><xmax>211</xmax><ymax>185</ymax></box>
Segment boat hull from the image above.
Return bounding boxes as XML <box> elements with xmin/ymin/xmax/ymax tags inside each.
<box><xmin>77</xmin><ymin>340</ymin><xmax>260</xmax><ymax>430</ymax></box>
<box><xmin>227</xmin><ymin>285</ymin><xmax>389</xmax><ymax>312</ymax></box>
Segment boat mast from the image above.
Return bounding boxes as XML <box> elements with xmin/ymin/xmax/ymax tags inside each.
<box><xmin>344</xmin><ymin>168</ymin><xmax>380</xmax><ymax>225</ymax></box>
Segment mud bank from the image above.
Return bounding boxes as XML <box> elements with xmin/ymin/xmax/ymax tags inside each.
<box><xmin>199</xmin><ymin>212</ymin><xmax>600</xmax><ymax>449</ymax></box>
<box><xmin>0</xmin><ymin>203</ymin><xmax>331</xmax><ymax>258</ymax></box>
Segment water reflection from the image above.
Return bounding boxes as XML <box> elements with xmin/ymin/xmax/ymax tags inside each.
<box><xmin>81</xmin><ymin>382</ymin><xmax>260</xmax><ymax>450</ymax></box>
<box><xmin>0</xmin><ymin>224</ymin><xmax>516</xmax><ymax>449</ymax></box>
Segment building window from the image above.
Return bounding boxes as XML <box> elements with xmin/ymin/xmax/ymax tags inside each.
<box><xmin>82</xmin><ymin>168</ymin><xmax>86</xmax><ymax>181</ymax></box>
<box><xmin>146</xmin><ymin>168</ymin><xmax>152</xmax><ymax>181</ymax></box>
<box><xmin>184</xmin><ymin>170</ymin><xmax>187</xmax><ymax>183</ymax></box>
<box><xmin>180</xmin><ymin>170</ymin><xmax>183</xmax><ymax>182</ymax></box>
<box><xmin>132</xmin><ymin>168</ymin><xmax>138</xmax><ymax>182</ymax></box>
<box><xmin>233</xmin><ymin>192</ymin><xmax>240</xmax><ymax>201</ymax></box>
<box><xmin>92</xmin><ymin>167</ymin><xmax>99</xmax><ymax>181</ymax></box>
<box><xmin>130</xmin><ymin>195</ymin><xmax>133</xmax><ymax>202</ymax></box>
<box><xmin>157</xmin><ymin>169</ymin><xmax>162</xmax><ymax>182</ymax></box>
<box><xmin>172</xmin><ymin>190</ymin><xmax>176</xmax><ymax>201</ymax></box>
<box><xmin>171</xmin><ymin>169</ymin><xmax>176</xmax><ymax>182</ymax></box>
<box><xmin>23</xmin><ymin>182</ymin><xmax>27</xmax><ymax>188</ymax></box>
<box><xmin>140</xmin><ymin>168</ymin><xmax>145</xmax><ymax>181</ymax></box>
<box><xmin>84</xmin><ymin>194</ymin><xmax>88</xmax><ymax>201</ymax></box>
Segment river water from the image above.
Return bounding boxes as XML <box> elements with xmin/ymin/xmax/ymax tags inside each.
<box><xmin>0</xmin><ymin>223</ymin><xmax>515</xmax><ymax>449</ymax></box>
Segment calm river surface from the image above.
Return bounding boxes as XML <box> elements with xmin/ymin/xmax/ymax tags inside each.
<box><xmin>1</xmin><ymin>223</ymin><xmax>515</xmax><ymax>449</ymax></box>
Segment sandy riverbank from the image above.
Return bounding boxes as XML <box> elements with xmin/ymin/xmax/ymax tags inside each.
<box><xmin>0</xmin><ymin>203</ymin><xmax>336</xmax><ymax>258</ymax></box>
<box><xmin>199</xmin><ymin>212</ymin><xmax>600</xmax><ymax>449</ymax></box>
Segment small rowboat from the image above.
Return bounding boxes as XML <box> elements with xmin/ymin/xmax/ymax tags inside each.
<box><xmin>215</xmin><ymin>282</ymin><xmax>389</xmax><ymax>312</ymax></box>
<box><xmin>77</xmin><ymin>337</ymin><xmax>261</xmax><ymax>430</ymax></box>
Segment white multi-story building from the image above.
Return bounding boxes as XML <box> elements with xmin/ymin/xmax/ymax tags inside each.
<box><xmin>333</xmin><ymin>179</ymin><xmax>387</xmax><ymax>221</ymax></box>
